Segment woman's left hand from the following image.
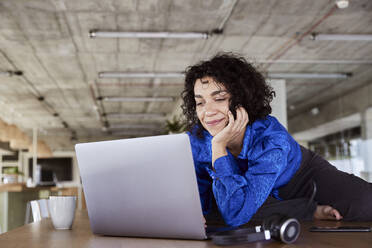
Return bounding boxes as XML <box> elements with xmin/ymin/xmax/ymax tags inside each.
<box><xmin>313</xmin><ymin>205</ymin><xmax>343</xmax><ymax>220</ymax></box>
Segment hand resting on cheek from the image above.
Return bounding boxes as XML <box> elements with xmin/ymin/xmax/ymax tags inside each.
<box><xmin>211</xmin><ymin>107</ymin><xmax>249</xmax><ymax>166</ymax></box>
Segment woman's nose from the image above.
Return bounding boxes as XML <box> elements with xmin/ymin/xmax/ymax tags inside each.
<box><xmin>205</xmin><ymin>111</ymin><xmax>216</xmax><ymax>116</ymax></box>
<box><xmin>204</xmin><ymin>102</ymin><xmax>217</xmax><ymax>116</ymax></box>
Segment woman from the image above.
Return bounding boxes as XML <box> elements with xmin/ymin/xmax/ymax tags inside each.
<box><xmin>181</xmin><ymin>53</ymin><xmax>372</xmax><ymax>227</ymax></box>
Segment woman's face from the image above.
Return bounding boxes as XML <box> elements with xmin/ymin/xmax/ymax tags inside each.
<box><xmin>194</xmin><ymin>77</ymin><xmax>231</xmax><ymax>136</ymax></box>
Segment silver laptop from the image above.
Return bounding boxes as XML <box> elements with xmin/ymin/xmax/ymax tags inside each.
<box><xmin>75</xmin><ymin>134</ymin><xmax>208</xmax><ymax>239</ymax></box>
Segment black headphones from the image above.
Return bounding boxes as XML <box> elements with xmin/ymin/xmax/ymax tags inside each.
<box><xmin>211</xmin><ymin>214</ymin><xmax>300</xmax><ymax>245</ymax></box>
<box><xmin>211</xmin><ymin>181</ymin><xmax>317</xmax><ymax>245</ymax></box>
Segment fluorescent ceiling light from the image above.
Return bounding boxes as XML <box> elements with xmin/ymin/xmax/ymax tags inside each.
<box><xmin>111</xmin><ymin>131</ymin><xmax>161</xmax><ymax>137</ymax></box>
<box><xmin>89</xmin><ymin>30</ymin><xmax>208</xmax><ymax>39</ymax></box>
<box><xmin>335</xmin><ymin>0</ymin><xmax>349</xmax><ymax>9</ymax></box>
<box><xmin>99</xmin><ymin>72</ymin><xmax>184</xmax><ymax>78</ymax></box>
<box><xmin>109</xmin><ymin>124</ymin><xmax>161</xmax><ymax>129</ymax></box>
<box><xmin>267</xmin><ymin>72</ymin><xmax>351</xmax><ymax>79</ymax></box>
<box><xmin>311</xmin><ymin>33</ymin><xmax>372</xmax><ymax>41</ymax></box>
<box><xmin>106</xmin><ymin>113</ymin><xmax>165</xmax><ymax>119</ymax></box>
<box><xmin>101</xmin><ymin>97</ymin><xmax>174</xmax><ymax>102</ymax></box>
<box><xmin>0</xmin><ymin>70</ymin><xmax>23</xmax><ymax>76</ymax></box>
<box><xmin>0</xmin><ymin>71</ymin><xmax>11</xmax><ymax>76</ymax></box>
<box><xmin>256</xmin><ymin>59</ymin><xmax>372</xmax><ymax>65</ymax></box>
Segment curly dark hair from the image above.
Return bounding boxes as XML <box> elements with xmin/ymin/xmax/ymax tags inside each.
<box><xmin>181</xmin><ymin>52</ymin><xmax>275</xmax><ymax>138</ymax></box>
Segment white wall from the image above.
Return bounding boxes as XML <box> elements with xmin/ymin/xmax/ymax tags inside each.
<box><xmin>268</xmin><ymin>79</ymin><xmax>287</xmax><ymax>128</ymax></box>
<box><xmin>361</xmin><ymin>107</ymin><xmax>372</xmax><ymax>182</ymax></box>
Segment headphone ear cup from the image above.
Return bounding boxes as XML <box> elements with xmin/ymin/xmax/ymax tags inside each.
<box><xmin>262</xmin><ymin>214</ymin><xmax>301</xmax><ymax>244</ymax></box>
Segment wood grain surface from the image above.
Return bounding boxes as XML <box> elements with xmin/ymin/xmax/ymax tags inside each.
<box><xmin>0</xmin><ymin>210</ymin><xmax>371</xmax><ymax>248</ymax></box>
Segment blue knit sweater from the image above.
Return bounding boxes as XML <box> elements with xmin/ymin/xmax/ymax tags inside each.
<box><xmin>187</xmin><ymin>115</ymin><xmax>302</xmax><ymax>226</ymax></box>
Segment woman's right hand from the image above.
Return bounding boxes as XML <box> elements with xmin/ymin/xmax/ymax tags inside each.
<box><xmin>212</xmin><ymin>107</ymin><xmax>249</xmax><ymax>147</ymax></box>
<box><xmin>211</xmin><ymin>107</ymin><xmax>248</xmax><ymax>166</ymax></box>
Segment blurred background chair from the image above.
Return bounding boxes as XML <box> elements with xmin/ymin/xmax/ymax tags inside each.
<box><xmin>25</xmin><ymin>199</ymin><xmax>49</xmax><ymax>224</ymax></box>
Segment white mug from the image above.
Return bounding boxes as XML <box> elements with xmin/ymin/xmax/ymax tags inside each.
<box><xmin>49</xmin><ymin>196</ymin><xmax>76</xmax><ymax>230</ymax></box>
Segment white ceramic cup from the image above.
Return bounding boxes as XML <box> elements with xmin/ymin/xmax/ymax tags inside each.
<box><xmin>49</xmin><ymin>196</ymin><xmax>76</xmax><ymax>230</ymax></box>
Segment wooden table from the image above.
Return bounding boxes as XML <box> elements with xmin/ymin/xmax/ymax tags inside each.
<box><xmin>0</xmin><ymin>210</ymin><xmax>371</xmax><ymax>248</ymax></box>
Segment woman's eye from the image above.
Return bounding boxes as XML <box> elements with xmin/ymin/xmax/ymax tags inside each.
<box><xmin>196</xmin><ymin>102</ymin><xmax>203</xmax><ymax>106</ymax></box>
<box><xmin>215</xmin><ymin>98</ymin><xmax>226</xmax><ymax>102</ymax></box>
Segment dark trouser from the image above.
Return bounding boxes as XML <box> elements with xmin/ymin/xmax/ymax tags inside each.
<box><xmin>278</xmin><ymin>146</ymin><xmax>372</xmax><ymax>221</ymax></box>
<box><xmin>207</xmin><ymin>146</ymin><xmax>372</xmax><ymax>226</ymax></box>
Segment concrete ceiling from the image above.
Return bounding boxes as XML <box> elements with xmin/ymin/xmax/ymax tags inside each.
<box><xmin>0</xmin><ymin>0</ymin><xmax>371</xmax><ymax>151</ymax></box>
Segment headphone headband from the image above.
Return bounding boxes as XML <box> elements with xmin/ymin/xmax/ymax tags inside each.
<box><xmin>211</xmin><ymin>226</ymin><xmax>271</xmax><ymax>246</ymax></box>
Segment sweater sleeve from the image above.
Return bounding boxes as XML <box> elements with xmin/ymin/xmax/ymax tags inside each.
<box><xmin>207</xmin><ymin>134</ymin><xmax>290</xmax><ymax>226</ymax></box>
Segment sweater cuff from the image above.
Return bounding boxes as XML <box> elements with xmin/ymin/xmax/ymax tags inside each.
<box><xmin>213</xmin><ymin>155</ymin><xmax>239</xmax><ymax>178</ymax></box>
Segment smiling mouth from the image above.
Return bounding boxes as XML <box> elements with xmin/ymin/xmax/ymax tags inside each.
<box><xmin>205</xmin><ymin>118</ymin><xmax>225</xmax><ymax>126</ymax></box>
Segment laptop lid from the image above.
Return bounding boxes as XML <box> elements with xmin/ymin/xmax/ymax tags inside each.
<box><xmin>75</xmin><ymin>133</ymin><xmax>207</xmax><ymax>239</ymax></box>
